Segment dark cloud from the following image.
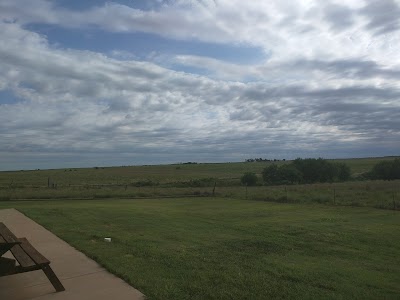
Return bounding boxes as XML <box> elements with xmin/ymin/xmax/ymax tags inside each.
<box><xmin>360</xmin><ymin>0</ymin><xmax>400</xmax><ymax>35</ymax></box>
<box><xmin>283</xmin><ymin>59</ymin><xmax>400</xmax><ymax>80</ymax></box>
<box><xmin>303</xmin><ymin>86</ymin><xmax>400</xmax><ymax>101</ymax></box>
<box><xmin>240</xmin><ymin>83</ymin><xmax>400</xmax><ymax>103</ymax></box>
<box><xmin>323</xmin><ymin>3</ymin><xmax>355</xmax><ymax>31</ymax></box>
<box><xmin>309</xmin><ymin>101</ymin><xmax>400</xmax><ymax>131</ymax></box>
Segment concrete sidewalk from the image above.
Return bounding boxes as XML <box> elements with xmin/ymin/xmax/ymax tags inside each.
<box><xmin>0</xmin><ymin>208</ymin><xmax>144</xmax><ymax>300</ymax></box>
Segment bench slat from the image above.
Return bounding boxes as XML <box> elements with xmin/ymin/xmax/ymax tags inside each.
<box><xmin>10</xmin><ymin>245</ymin><xmax>36</xmax><ymax>268</ymax></box>
<box><xmin>18</xmin><ymin>238</ymin><xmax>49</xmax><ymax>265</ymax></box>
<box><xmin>0</xmin><ymin>223</ymin><xmax>18</xmax><ymax>243</ymax></box>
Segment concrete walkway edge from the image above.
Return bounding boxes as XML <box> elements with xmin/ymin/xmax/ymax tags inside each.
<box><xmin>0</xmin><ymin>208</ymin><xmax>145</xmax><ymax>300</ymax></box>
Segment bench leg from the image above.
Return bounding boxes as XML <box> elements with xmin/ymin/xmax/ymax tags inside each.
<box><xmin>0</xmin><ymin>257</ymin><xmax>16</xmax><ymax>276</ymax></box>
<box><xmin>41</xmin><ymin>265</ymin><xmax>65</xmax><ymax>292</ymax></box>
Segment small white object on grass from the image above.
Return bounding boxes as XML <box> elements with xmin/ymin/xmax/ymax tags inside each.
<box><xmin>104</xmin><ymin>237</ymin><xmax>112</xmax><ymax>242</ymax></box>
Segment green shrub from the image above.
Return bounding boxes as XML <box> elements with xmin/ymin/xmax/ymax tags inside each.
<box><xmin>278</xmin><ymin>164</ymin><xmax>303</xmax><ymax>184</ymax></box>
<box><xmin>262</xmin><ymin>158</ymin><xmax>351</xmax><ymax>185</ymax></box>
<box><xmin>262</xmin><ymin>164</ymin><xmax>280</xmax><ymax>184</ymax></box>
<box><xmin>241</xmin><ymin>172</ymin><xmax>258</xmax><ymax>186</ymax></box>
<box><xmin>335</xmin><ymin>162</ymin><xmax>351</xmax><ymax>181</ymax></box>
<box><xmin>368</xmin><ymin>159</ymin><xmax>400</xmax><ymax>180</ymax></box>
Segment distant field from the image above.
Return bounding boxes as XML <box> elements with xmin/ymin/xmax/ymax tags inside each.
<box><xmin>1</xmin><ymin>156</ymin><xmax>398</xmax><ymax>186</ymax></box>
<box><xmin>0</xmin><ymin>198</ymin><xmax>398</xmax><ymax>300</ymax></box>
<box><xmin>333</xmin><ymin>156</ymin><xmax>399</xmax><ymax>177</ymax></box>
<box><xmin>0</xmin><ymin>157</ymin><xmax>399</xmax><ymax>210</ymax></box>
<box><xmin>0</xmin><ymin>161</ymin><xmax>278</xmax><ymax>186</ymax></box>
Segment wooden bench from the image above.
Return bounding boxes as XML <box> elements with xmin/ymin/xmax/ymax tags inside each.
<box><xmin>0</xmin><ymin>223</ymin><xmax>65</xmax><ymax>292</ymax></box>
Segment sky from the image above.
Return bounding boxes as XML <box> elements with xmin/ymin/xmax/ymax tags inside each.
<box><xmin>0</xmin><ymin>0</ymin><xmax>399</xmax><ymax>171</ymax></box>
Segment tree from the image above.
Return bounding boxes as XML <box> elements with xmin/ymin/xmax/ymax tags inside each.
<box><xmin>262</xmin><ymin>164</ymin><xmax>280</xmax><ymax>184</ymax></box>
<box><xmin>278</xmin><ymin>164</ymin><xmax>302</xmax><ymax>184</ymax></box>
<box><xmin>369</xmin><ymin>159</ymin><xmax>400</xmax><ymax>180</ymax></box>
<box><xmin>335</xmin><ymin>163</ymin><xmax>351</xmax><ymax>181</ymax></box>
<box><xmin>263</xmin><ymin>158</ymin><xmax>352</xmax><ymax>185</ymax></box>
<box><xmin>292</xmin><ymin>158</ymin><xmax>340</xmax><ymax>183</ymax></box>
<box><xmin>241</xmin><ymin>172</ymin><xmax>258</xmax><ymax>186</ymax></box>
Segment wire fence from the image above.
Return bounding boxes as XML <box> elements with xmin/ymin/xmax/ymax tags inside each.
<box><xmin>1</xmin><ymin>179</ymin><xmax>399</xmax><ymax>210</ymax></box>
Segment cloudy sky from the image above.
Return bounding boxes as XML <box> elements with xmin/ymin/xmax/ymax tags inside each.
<box><xmin>0</xmin><ymin>0</ymin><xmax>399</xmax><ymax>170</ymax></box>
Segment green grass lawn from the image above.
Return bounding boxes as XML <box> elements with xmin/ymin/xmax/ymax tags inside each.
<box><xmin>1</xmin><ymin>198</ymin><xmax>399</xmax><ymax>299</ymax></box>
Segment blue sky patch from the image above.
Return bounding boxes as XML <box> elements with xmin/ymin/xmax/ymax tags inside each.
<box><xmin>26</xmin><ymin>23</ymin><xmax>265</xmax><ymax>66</ymax></box>
<box><xmin>53</xmin><ymin>0</ymin><xmax>156</xmax><ymax>11</ymax></box>
<box><xmin>0</xmin><ymin>89</ymin><xmax>25</xmax><ymax>105</ymax></box>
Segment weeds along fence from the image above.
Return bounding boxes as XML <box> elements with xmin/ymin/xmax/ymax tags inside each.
<box><xmin>0</xmin><ymin>179</ymin><xmax>399</xmax><ymax>210</ymax></box>
<box><xmin>242</xmin><ymin>183</ymin><xmax>399</xmax><ymax>210</ymax></box>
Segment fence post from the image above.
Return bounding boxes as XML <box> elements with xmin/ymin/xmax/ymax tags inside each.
<box><xmin>212</xmin><ymin>181</ymin><xmax>216</xmax><ymax>196</ymax></box>
<box><xmin>333</xmin><ymin>188</ymin><xmax>336</xmax><ymax>205</ymax></box>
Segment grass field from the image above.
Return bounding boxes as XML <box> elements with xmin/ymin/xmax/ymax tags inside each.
<box><xmin>0</xmin><ymin>157</ymin><xmax>399</xmax><ymax>210</ymax></box>
<box><xmin>1</xmin><ymin>156</ymin><xmax>398</xmax><ymax>187</ymax></box>
<box><xmin>0</xmin><ymin>198</ymin><xmax>399</xmax><ymax>299</ymax></box>
<box><xmin>0</xmin><ymin>157</ymin><xmax>399</xmax><ymax>299</ymax></box>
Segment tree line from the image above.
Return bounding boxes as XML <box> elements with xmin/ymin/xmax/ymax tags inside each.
<box><xmin>365</xmin><ymin>158</ymin><xmax>400</xmax><ymax>180</ymax></box>
<box><xmin>245</xmin><ymin>158</ymin><xmax>285</xmax><ymax>162</ymax></box>
<box><xmin>242</xmin><ymin>158</ymin><xmax>350</xmax><ymax>186</ymax></box>
<box><xmin>262</xmin><ymin>158</ymin><xmax>350</xmax><ymax>185</ymax></box>
<box><xmin>241</xmin><ymin>158</ymin><xmax>400</xmax><ymax>186</ymax></box>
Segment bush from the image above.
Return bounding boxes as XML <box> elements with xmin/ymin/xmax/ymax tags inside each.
<box><xmin>368</xmin><ymin>159</ymin><xmax>400</xmax><ymax>180</ymax></box>
<box><xmin>241</xmin><ymin>172</ymin><xmax>258</xmax><ymax>186</ymax></box>
<box><xmin>135</xmin><ymin>180</ymin><xmax>158</xmax><ymax>187</ymax></box>
<box><xmin>335</xmin><ymin>163</ymin><xmax>351</xmax><ymax>181</ymax></box>
<box><xmin>262</xmin><ymin>158</ymin><xmax>352</xmax><ymax>185</ymax></box>
<box><xmin>262</xmin><ymin>164</ymin><xmax>280</xmax><ymax>184</ymax></box>
<box><xmin>278</xmin><ymin>164</ymin><xmax>303</xmax><ymax>184</ymax></box>
<box><xmin>293</xmin><ymin>158</ymin><xmax>337</xmax><ymax>183</ymax></box>
<box><xmin>189</xmin><ymin>178</ymin><xmax>216</xmax><ymax>187</ymax></box>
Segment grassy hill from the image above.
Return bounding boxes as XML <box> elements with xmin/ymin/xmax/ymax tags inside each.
<box><xmin>0</xmin><ymin>156</ymin><xmax>399</xmax><ymax>210</ymax></box>
<box><xmin>1</xmin><ymin>156</ymin><xmax>398</xmax><ymax>187</ymax></box>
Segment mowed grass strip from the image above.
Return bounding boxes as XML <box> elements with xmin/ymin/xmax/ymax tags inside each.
<box><xmin>1</xmin><ymin>199</ymin><xmax>399</xmax><ymax>299</ymax></box>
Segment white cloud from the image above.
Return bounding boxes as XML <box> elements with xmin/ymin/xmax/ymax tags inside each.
<box><xmin>2</xmin><ymin>0</ymin><xmax>400</xmax><ymax>65</ymax></box>
<box><xmin>0</xmin><ymin>1</ymin><xmax>399</xmax><ymax>169</ymax></box>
